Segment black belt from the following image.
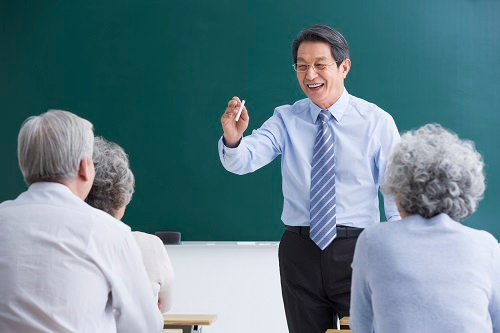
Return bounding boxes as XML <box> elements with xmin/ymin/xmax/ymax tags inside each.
<box><xmin>285</xmin><ymin>225</ymin><xmax>363</xmax><ymax>238</ymax></box>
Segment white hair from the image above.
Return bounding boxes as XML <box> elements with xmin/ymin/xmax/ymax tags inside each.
<box><xmin>382</xmin><ymin>124</ymin><xmax>485</xmax><ymax>221</ymax></box>
<box><xmin>18</xmin><ymin>110</ymin><xmax>94</xmax><ymax>185</ymax></box>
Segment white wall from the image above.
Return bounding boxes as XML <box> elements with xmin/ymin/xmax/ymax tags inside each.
<box><xmin>165</xmin><ymin>242</ymin><xmax>288</xmax><ymax>333</ymax></box>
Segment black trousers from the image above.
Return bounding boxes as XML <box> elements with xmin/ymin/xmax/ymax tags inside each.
<box><xmin>278</xmin><ymin>229</ymin><xmax>359</xmax><ymax>333</ymax></box>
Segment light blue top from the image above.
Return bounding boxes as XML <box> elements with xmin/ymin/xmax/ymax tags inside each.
<box><xmin>350</xmin><ymin>213</ymin><xmax>500</xmax><ymax>333</ymax></box>
<box><xmin>218</xmin><ymin>89</ymin><xmax>401</xmax><ymax>228</ymax></box>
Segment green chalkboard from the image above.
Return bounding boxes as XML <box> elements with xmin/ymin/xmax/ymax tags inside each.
<box><xmin>1</xmin><ymin>0</ymin><xmax>499</xmax><ymax>241</ymax></box>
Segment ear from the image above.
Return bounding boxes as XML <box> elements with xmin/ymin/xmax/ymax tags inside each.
<box><xmin>341</xmin><ymin>58</ymin><xmax>351</xmax><ymax>79</ymax></box>
<box><xmin>78</xmin><ymin>157</ymin><xmax>92</xmax><ymax>182</ymax></box>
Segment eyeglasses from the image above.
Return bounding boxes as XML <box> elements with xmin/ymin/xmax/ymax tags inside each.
<box><xmin>292</xmin><ymin>61</ymin><xmax>340</xmax><ymax>72</ymax></box>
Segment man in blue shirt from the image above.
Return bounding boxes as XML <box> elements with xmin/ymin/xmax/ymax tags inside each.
<box><xmin>218</xmin><ymin>24</ymin><xmax>400</xmax><ymax>333</ymax></box>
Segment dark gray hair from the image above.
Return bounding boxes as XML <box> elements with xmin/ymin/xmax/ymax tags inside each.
<box><xmin>292</xmin><ymin>24</ymin><xmax>350</xmax><ymax>66</ymax></box>
<box><xmin>382</xmin><ymin>124</ymin><xmax>485</xmax><ymax>221</ymax></box>
<box><xmin>85</xmin><ymin>136</ymin><xmax>135</xmax><ymax>217</ymax></box>
<box><xmin>18</xmin><ymin>110</ymin><xmax>94</xmax><ymax>185</ymax></box>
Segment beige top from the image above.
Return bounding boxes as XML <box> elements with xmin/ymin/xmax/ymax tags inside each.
<box><xmin>133</xmin><ymin>231</ymin><xmax>174</xmax><ymax>313</ymax></box>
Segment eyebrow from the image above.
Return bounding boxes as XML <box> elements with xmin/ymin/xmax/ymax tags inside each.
<box><xmin>296</xmin><ymin>56</ymin><xmax>331</xmax><ymax>62</ymax></box>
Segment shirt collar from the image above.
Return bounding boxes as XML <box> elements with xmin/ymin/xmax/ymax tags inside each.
<box><xmin>29</xmin><ymin>181</ymin><xmax>74</xmax><ymax>195</ymax></box>
<box><xmin>28</xmin><ymin>181</ymin><xmax>87</xmax><ymax>206</ymax></box>
<box><xmin>309</xmin><ymin>88</ymin><xmax>350</xmax><ymax>123</ymax></box>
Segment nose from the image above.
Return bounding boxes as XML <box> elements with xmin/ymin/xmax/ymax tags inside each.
<box><xmin>305</xmin><ymin>66</ymin><xmax>318</xmax><ymax>80</ymax></box>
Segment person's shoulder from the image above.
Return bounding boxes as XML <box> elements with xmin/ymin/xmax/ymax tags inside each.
<box><xmin>355</xmin><ymin>222</ymin><xmax>390</xmax><ymax>250</ymax></box>
<box><xmin>349</xmin><ymin>94</ymin><xmax>394</xmax><ymax>120</ymax></box>
<box><xmin>458</xmin><ymin>224</ymin><xmax>500</xmax><ymax>267</ymax></box>
<box><xmin>361</xmin><ymin>217</ymin><xmax>417</xmax><ymax>247</ymax></box>
<box><xmin>0</xmin><ymin>198</ymin><xmax>15</xmax><ymax>209</ymax></box>
<box><xmin>85</xmin><ymin>209</ymin><xmax>137</xmax><ymax>260</ymax></box>
<box><xmin>361</xmin><ymin>220</ymin><xmax>397</xmax><ymax>237</ymax></box>
<box><xmin>0</xmin><ymin>187</ymin><xmax>39</xmax><ymax>209</ymax></box>
<box><xmin>86</xmin><ymin>204</ymin><xmax>131</xmax><ymax>236</ymax></box>
<box><xmin>132</xmin><ymin>231</ymin><xmax>165</xmax><ymax>251</ymax></box>
<box><xmin>458</xmin><ymin>223</ymin><xmax>499</xmax><ymax>249</ymax></box>
<box><xmin>274</xmin><ymin>98</ymin><xmax>310</xmax><ymax>116</ymax></box>
<box><xmin>132</xmin><ymin>231</ymin><xmax>162</xmax><ymax>244</ymax></box>
<box><xmin>432</xmin><ymin>214</ymin><xmax>499</xmax><ymax>254</ymax></box>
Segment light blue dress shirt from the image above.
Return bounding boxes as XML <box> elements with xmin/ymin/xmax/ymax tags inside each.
<box><xmin>218</xmin><ymin>89</ymin><xmax>401</xmax><ymax>228</ymax></box>
<box><xmin>350</xmin><ymin>213</ymin><xmax>500</xmax><ymax>333</ymax></box>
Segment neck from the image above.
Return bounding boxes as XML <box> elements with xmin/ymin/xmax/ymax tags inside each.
<box><xmin>399</xmin><ymin>211</ymin><xmax>410</xmax><ymax>218</ymax></box>
<box><xmin>315</xmin><ymin>88</ymin><xmax>345</xmax><ymax>110</ymax></box>
<box><xmin>63</xmin><ymin>179</ymin><xmax>88</xmax><ymax>200</ymax></box>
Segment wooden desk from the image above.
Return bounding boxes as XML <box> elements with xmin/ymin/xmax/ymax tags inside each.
<box><xmin>339</xmin><ymin>316</ymin><xmax>350</xmax><ymax>329</ymax></box>
<box><xmin>163</xmin><ymin>314</ymin><xmax>217</xmax><ymax>333</ymax></box>
<box><xmin>325</xmin><ymin>316</ymin><xmax>351</xmax><ymax>332</ymax></box>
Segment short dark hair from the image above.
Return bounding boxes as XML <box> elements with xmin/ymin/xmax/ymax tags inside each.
<box><xmin>292</xmin><ymin>24</ymin><xmax>350</xmax><ymax>67</ymax></box>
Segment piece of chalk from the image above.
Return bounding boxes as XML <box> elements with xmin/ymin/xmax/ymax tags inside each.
<box><xmin>235</xmin><ymin>99</ymin><xmax>245</xmax><ymax>121</ymax></box>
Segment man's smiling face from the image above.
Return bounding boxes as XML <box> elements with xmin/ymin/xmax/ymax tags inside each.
<box><xmin>296</xmin><ymin>41</ymin><xmax>350</xmax><ymax>109</ymax></box>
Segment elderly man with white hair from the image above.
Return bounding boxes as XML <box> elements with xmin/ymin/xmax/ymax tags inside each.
<box><xmin>0</xmin><ymin>110</ymin><xmax>163</xmax><ymax>333</ymax></box>
<box><xmin>350</xmin><ymin>124</ymin><xmax>500</xmax><ymax>333</ymax></box>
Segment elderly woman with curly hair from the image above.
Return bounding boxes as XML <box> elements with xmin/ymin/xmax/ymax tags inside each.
<box><xmin>85</xmin><ymin>136</ymin><xmax>174</xmax><ymax>313</ymax></box>
<box><xmin>350</xmin><ymin>124</ymin><xmax>500</xmax><ymax>333</ymax></box>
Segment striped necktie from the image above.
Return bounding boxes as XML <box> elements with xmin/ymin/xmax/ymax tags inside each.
<box><xmin>310</xmin><ymin>109</ymin><xmax>337</xmax><ymax>250</ymax></box>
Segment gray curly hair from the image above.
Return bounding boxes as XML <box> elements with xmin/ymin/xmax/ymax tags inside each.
<box><xmin>85</xmin><ymin>136</ymin><xmax>135</xmax><ymax>217</ymax></box>
<box><xmin>382</xmin><ymin>124</ymin><xmax>485</xmax><ymax>221</ymax></box>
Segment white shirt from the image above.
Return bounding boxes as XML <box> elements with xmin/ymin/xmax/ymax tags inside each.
<box><xmin>219</xmin><ymin>89</ymin><xmax>401</xmax><ymax>228</ymax></box>
<box><xmin>0</xmin><ymin>182</ymin><xmax>163</xmax><ymax>333</ymax></box>
<box><xmin>132</xmin><ymin>232</ymin><xmax>174</xmax><ymax>313</ymax></box>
